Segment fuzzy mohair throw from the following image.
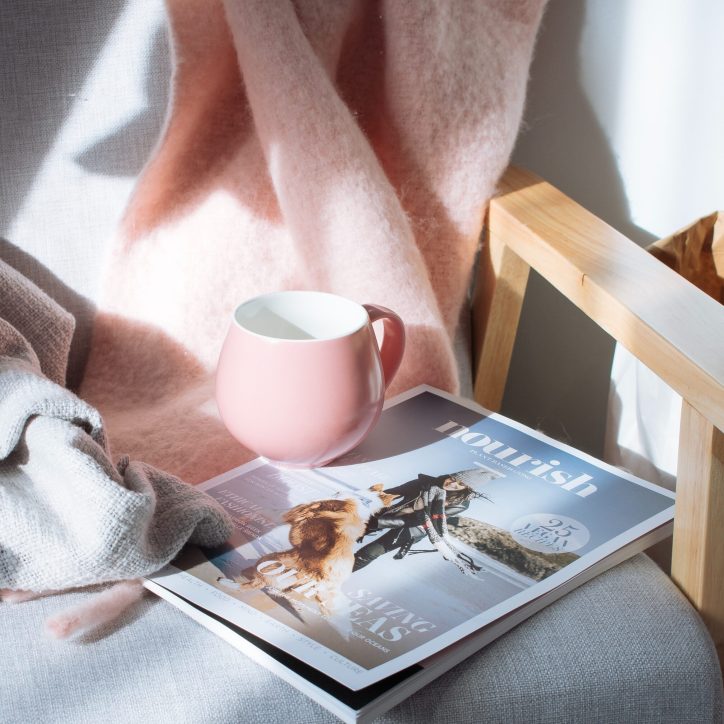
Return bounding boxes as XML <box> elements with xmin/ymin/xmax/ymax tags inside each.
<box><xmin>79</xmin><ymin>0</ymin><xmax>547</xmax><ymax>486</ymax></box>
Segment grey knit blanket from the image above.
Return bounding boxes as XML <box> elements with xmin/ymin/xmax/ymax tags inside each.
<box><xmin>0</xmin><ymin>259</ymin><xmax>232</xmax><ymax>591</ymax></box>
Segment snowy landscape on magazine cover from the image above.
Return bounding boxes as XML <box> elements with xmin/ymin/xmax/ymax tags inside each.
<box><xmin>161</xmin><ymin>387</ymin><xmax>674</xmax><ymax>688</ymax></box>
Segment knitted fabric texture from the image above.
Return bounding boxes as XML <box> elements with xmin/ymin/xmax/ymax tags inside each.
<box><xmin>0</xmin><ymin>259</ymin><xmax>232</xmax><ymax>592</ymax></box>
<box><xmin>78</xmin><ymin>0</ymin><xmax>547</xmax><ymax>485</ymax></box>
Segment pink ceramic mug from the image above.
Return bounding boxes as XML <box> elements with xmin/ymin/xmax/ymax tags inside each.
<box><xmin>215</xmin><ymin>290</ymin><xmax>405</xmax><ymax>468</ymax></box>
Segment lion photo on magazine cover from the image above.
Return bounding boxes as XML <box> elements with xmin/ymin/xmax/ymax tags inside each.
<box><xmin>218</xmin><ymin>484</ymin><xmax>399</xmax><ymax>615</ymax></box>
<box><xmin>218</xmin><ymin>468</ymin><xmax>498</xmax><ymax>615</ymax></box>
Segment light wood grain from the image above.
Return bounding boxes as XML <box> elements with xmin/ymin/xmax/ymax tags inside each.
<box><xmin>479</xmin><ymin>166</ymin><xmax>724</xmax><ymax>669</ymax></box>
<box><xmin>471</xmin><ymin>225</ymin><xmax>530</xmax><ymax>412</ymax></box>
<box><xmin>671</xmin><ymin>402</ymin><xmax>724</xmax><ymax>662</ymax></box>
<box><xmin>489</xmin><ymin>166</ymin><xmax>724</xmax><ymax>432</ymax></box>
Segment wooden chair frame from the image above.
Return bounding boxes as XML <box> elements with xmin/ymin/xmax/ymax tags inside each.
<box><xmin>471</xmin><ymin>166</ymin><xmax>724</xmax><ymax>668</ymax></box>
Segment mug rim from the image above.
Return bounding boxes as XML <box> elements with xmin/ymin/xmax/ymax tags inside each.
<box><xmin>232</xmin><ymin>290</ymin><xmax>369</xmax><ymax>343</ymax></box>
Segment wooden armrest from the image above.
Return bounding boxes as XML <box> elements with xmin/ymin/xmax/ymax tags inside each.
<box><xmin>473</xmin><ymin>165</ymin><xmax>724</xmax><ymax>665</ymax></box>
<box><xmin>487</xmin><ymin>166</ymin><xmax>724</xmax><ymax>430</ymax></box>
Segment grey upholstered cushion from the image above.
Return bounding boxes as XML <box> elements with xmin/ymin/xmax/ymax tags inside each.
<box><xmin>0</xmin><ymin>0</ymin><xmax>170</xmax><ymax>389</ymax></box>
<box><xmin>2</xmin><ymin>554</ymin><xmax>721</xmax><ymax>723</ymax></box>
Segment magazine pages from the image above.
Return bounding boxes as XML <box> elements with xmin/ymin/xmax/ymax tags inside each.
<box><xmin>146</xmin><ymin>386</ymin><xmax>674</xmax><ymax>719</ymax></box>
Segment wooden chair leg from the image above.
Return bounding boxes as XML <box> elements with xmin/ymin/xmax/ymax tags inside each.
<box><xmin>671</xmin><ymin>401</ymin><xmax>724</xmax><ymax>668</ymax></box>
<box><xmin>471</xmin><ymin>226</ymin><xmax>530</xmax><ymax>412</ymax></box>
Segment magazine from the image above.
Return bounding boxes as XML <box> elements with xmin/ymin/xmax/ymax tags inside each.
<box><xmin>145</xmin><ymin>385</ymin><xmax>675</xmax><ymax>723</ymax></box>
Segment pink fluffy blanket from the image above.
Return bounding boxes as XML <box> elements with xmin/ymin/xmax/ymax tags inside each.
<box><xmin>80</xmin><ymin>0</ymin><xmax>546</xmax><ymax>485</ymax></box>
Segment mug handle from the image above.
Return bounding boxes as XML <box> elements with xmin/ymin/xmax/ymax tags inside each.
<box><xmin>363</xmin><ymin>304</ymin><xmax>406</xmax><ymax>390</ymax></box>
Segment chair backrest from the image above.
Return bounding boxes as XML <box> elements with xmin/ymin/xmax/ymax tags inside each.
<box><xmin>471</xmin><ymin>166</ymin><xmax>724</xmax><ymax>667</ymax></box>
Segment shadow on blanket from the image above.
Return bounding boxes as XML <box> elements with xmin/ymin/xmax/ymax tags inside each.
<box><xmin>0</xmin><ymin>238</ymin><xmax>95</xmax><ymax>391</ymax></box>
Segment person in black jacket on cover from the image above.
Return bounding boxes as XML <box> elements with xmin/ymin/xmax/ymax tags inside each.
<box><xmin>352</xmin><ymin>468</ymin><xmax>496</xmax><ymax>575</ymax></box>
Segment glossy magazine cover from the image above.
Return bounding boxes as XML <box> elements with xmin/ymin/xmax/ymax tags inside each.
<box><xmin>148</xmin><ymin>386</ymin><xmax>674</xmax><ymax>692</ymax></box>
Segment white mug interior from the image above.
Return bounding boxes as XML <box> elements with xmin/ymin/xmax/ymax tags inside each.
<box><xmin>234</xmin><ymin>291</ymin><xmax>368</xmax><ymax>341</ymax></box>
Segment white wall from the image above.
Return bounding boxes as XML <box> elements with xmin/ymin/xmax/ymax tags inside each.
<box><xmin>504</xmin><ymin>0</ymin><xmax>724</xmax><ymax>467</ymax></box>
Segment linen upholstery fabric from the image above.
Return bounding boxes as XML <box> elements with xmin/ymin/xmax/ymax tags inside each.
<box><xmin>0</xmin><ymin>258</ymin><xmax>232</xmax><ymax>591</ymax></box>
<box><xmin>0</xmin><ymin>555</ymin><xmax>720</xmax><ymax>723</ymax></box>
<box><xmin>0</xmin><ymin>0</ymin><xmax>171</xmax><ymax>391</ymax></box>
